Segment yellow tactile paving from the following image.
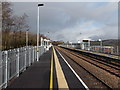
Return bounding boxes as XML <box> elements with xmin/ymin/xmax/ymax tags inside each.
<box><xmin>53</xmin><ymin>47</ymin><xmax>69</xmax><ymax>89</ymax></box>
<box><xmin>50</xmin><ymin>52</ymin><xmax>53</xmax><ymax>90</ymax></box>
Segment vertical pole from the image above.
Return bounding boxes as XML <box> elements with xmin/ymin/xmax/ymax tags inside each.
<box><xmin>4</xmin><ymin>51</ymin><xmax>8</xmax><ymax>88</ymax></box>
<box><xmin>0</xmin><ymin>52</ymin><xmax>2</xmax><ymax>89</ymax></box>
<box><xmin>24</xmin><ymin>48</ymin><xmax>27</xmax><ymax>70</ymax></box>
<box><xmin>16</xmin><ymin>49</ymin><xmax>19</xmax><ymax>77</ymax></box>
<box><xmin>88</xmin><ymin>40</ymin><xmax>90</xmax><ymax>51</ymax></box>
<box><xmin>7</xmin><ymin>50</ymin><xmax>10</xmax><ymax>84</ymax></box>
<box><xmin>117</xmin><ymin>46</ymin><xmax>119</xmax><ymax>55</ymax></box>
<box><xmin>41</xmin><ymin>37</ymin><xmax>42</xmax><ymax>46</ymax></box>
<box><xmin>29</xmin><ymin>47</ymin><xmax>31</xmax><ymax>66</ymax></box>
<box><xmin>32</xmin><ymin>47</ymin><xmax>34</xmax><ymax>63</ymax></box>
<box><xmin>40</xmin><ymin>37</ymin><xmax>42</xmax><ymax>56</ymax></box>
<box><xmin>111</xmin><ymin>47</ymin><xmax>114</xmax><ymax>54</ymax></box>
<box><xmin>35</xmin><ymin>46</ymin><xmax>36</xmax><ymax>60</ymax></box>
<box><xmin>101</xmin><ymin>40</ymin><xmax>102</xmax><ymax>53</ymax></box>
<box><xmin>37</xmin><ymin>6</ymin><xmax>40</xmax><ymax>62</ymax></box>
<box><xmin>47</xmin><ymin>40</ymin><xmax>48</xmax><ymax>50</ymax></box>
<box><xmin>26</xmin><ymin>30</ymin><xmax>28</xmax><ymax>46</ymax></box>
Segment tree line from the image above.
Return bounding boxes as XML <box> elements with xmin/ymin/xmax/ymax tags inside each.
<box><xmin>2</xmin><ymin>2</ymin><xmax>48</xmax><ymax>50</ymax></box>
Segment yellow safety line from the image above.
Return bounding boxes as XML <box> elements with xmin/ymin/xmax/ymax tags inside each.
<box><xmin>50</xmin><ymin>50</ymin><xmax>53</xmax><ymax>90</ymax></box>
<box><xmin>53</xmin><ymin>47</ymin><xmax>69</xmax><ymax>89</ymax></box>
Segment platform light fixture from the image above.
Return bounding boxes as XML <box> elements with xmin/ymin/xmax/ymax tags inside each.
<box><xmin>37</xmin><ymin>3</ymin><xmax>44</xmax><ymax>62</ymax></box>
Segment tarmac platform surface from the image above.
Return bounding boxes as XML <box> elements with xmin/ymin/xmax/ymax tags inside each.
<box><xmin>6</xmin><ymin>47</ymin><xmax>86</xmax><ymax>89</ymax></box>
<box><xmin>8</xmin><ymin>48</ymin><xmax>52</xmax><ymax>88</ymax></box>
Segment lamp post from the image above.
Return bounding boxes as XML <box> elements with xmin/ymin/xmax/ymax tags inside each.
<box><xmin>99</xmin><ymin>39</ymin><xmax>102</xmax><ymax>53</ymax></box>
<box><xmin>26</xmin><ymin>29</ymin><xmax>29</xmax><ymax>47</ymax></box>
<box><xmin>37</xmin><ymin>4</ymin><xmax>44</xmax><ymax>62</ymax></box>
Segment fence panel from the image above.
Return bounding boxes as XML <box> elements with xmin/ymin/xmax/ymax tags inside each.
<box><xmin>1</xmin><ymin>51</ymin><xmax>7</xmax><ymax>88</ymax></box>
<box><xmin>19</xmin><ymin>48</ymin><xmax>26</xmax><ymax>72</ymax></box>
<box><xmin>0</xmin><ymin>46</ymin><xmax>47</xmax><ymax>89</ymax></box>
<box><xmin>26</xmin><ymin>47</ymin><xmax>29</xmax><ymax>67</ymax></box>
<box><xmin>0</xmin><ymin>51</ymin><xmax>2</xmax><ymax>89</ymax></box>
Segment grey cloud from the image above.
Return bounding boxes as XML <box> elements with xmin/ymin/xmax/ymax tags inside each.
<box><xmin>12</xmin><ymin>2</ymin><xmax>118</xmax><ymax>42</ymax></box>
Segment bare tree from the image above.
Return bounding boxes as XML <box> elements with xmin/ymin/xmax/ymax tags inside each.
<box><xmin>2</xmin><ymin>2</ymin><xmax>48</xmax><ymax>50</ymax></box>
<box><xmin>2</xmin><ymin>2</ymin><xmax>13</xmax><ymax>49</ymax></box>
<box><xmin>12</xmin><ymin>14</ymin><xmax>29</xmax><ymax>47</ymax></box>
<box><xmin>2</xmin><ymin>2</ymin><xmax>29</xmax><ymax>50</ymax></box>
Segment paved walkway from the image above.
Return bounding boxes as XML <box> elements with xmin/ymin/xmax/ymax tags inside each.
<box><xmin>8</xmin><ymin>48</ymin><xmax>52</xmax><ymax>88</ymax></box>
<box><xmin>6</xmin><ymin>47</ymin><xmax>86</xmax><ymax>89</ymax></box>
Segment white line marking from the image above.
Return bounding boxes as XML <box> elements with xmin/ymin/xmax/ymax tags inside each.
<box><xmin>56</xmin><ymin>49</ymin><xmax>89</xmax><ymax>90</ymax></box>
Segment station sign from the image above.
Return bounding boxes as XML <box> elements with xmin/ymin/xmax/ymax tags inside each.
<box><xmin>83</xmin><ymin>40</ymin><xmax>89</xmax><ymax>42</ymax></box>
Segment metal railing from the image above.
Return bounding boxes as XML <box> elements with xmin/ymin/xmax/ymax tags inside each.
<box><xmin>0</xmin><ymin>46</ymin><xmax>46</xmax><ymax>89</ymax></box>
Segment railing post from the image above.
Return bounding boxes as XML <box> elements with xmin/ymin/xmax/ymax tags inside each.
<box><xmin>7</xmin><ymin>50</ymin><xmax>10</xmax><ymax>84</ymax></box>
<box><xmin>16</xmin><ymin>48</ymin><xmax>19</xmax><ymax>77</ymax></box>
<box><xmin>29</xmin><ymin>47</ymin><xmax>31</xmax><ymax>66</ymax></box>
<box><xmin>39</xmin><ymin>47</ymin><xmax>41</xmax><ymax>56</ymax></box>
<box><xmin>33</xmin><ymin>47</ymin><xmax>34</xmax><ymax>63</ymax></box>
<box><xmin>34</xmin><ymin>47</ymin><xmax>36</xmax><ymax>61</ymax></box>
<box><xmin>38</xmin><ymin>46</ymin><xmax>39</xmax><ymax>59</ymax></box>
<box><xmin>4</xmin><ymin>51</ymin><xmax>8</xmax><ymax>88</ymax></box>
<box><xmin>0</xmin><ymin>51</ymin><xmax>2</xmax><ymax>90</ymax></box>
<box><xmin>35</xmin><ymin>46</ymin><xmax>37</xmax><ymax>61</ymax></box>
<box><xmin>24</xmin><ymin>47</ymin><xmax>27</xmax><ymax>70</ymax></box>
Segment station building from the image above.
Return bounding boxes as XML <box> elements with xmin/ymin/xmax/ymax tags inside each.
<box><xmin>61</xmin><ymin>40</ymin><xmax>114</xmax><ymax>54</ymax></box>
<box><xmin>40</xmin><ymin>37</ymin><xmax>52</xmax><ymax>51</ymax></box>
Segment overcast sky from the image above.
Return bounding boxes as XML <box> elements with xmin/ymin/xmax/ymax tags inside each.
<box><xmin>11</xmin><ymin>2</ymin><xmax>118</xmax><ymax>42</ymax></box>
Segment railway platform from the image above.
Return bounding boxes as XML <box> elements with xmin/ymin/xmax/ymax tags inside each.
<box><xmin>64</xmin><ymin>47</ymin><xmax>119</xmax><ymax>60</ymax></box>
<box><xmin>7</xmin><ymin>48</ymin><xmax>52</xmax><ymax>88</ymax></box>
<box><xmin>6</xmin><ymin>47</ymin><xmax>86</xmax><ymax>89</ymax></box>
<box><xmin>4</xmin><ymin>46</ymin><xmax>119</xmax><ymax>89</ymax></box>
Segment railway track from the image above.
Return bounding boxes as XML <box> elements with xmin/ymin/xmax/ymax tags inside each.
<box><xmin>55</xmin><ymin>46</ymin><xmax>120</xmax><ymax>89</ymax></box>
<box><xmin>74</xmin><ymin>48</ymin><xmax>120</xmax><ymax>67</ymax></box>
<box><xmin>80</xmin><ymin>53</ymin><xmax>120</xmax><ymax>70</ymax></box>
<box><xmin>59</xmin><ymin>47</ymin><xmax>120</xmax><ymax>78</ymax></box>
